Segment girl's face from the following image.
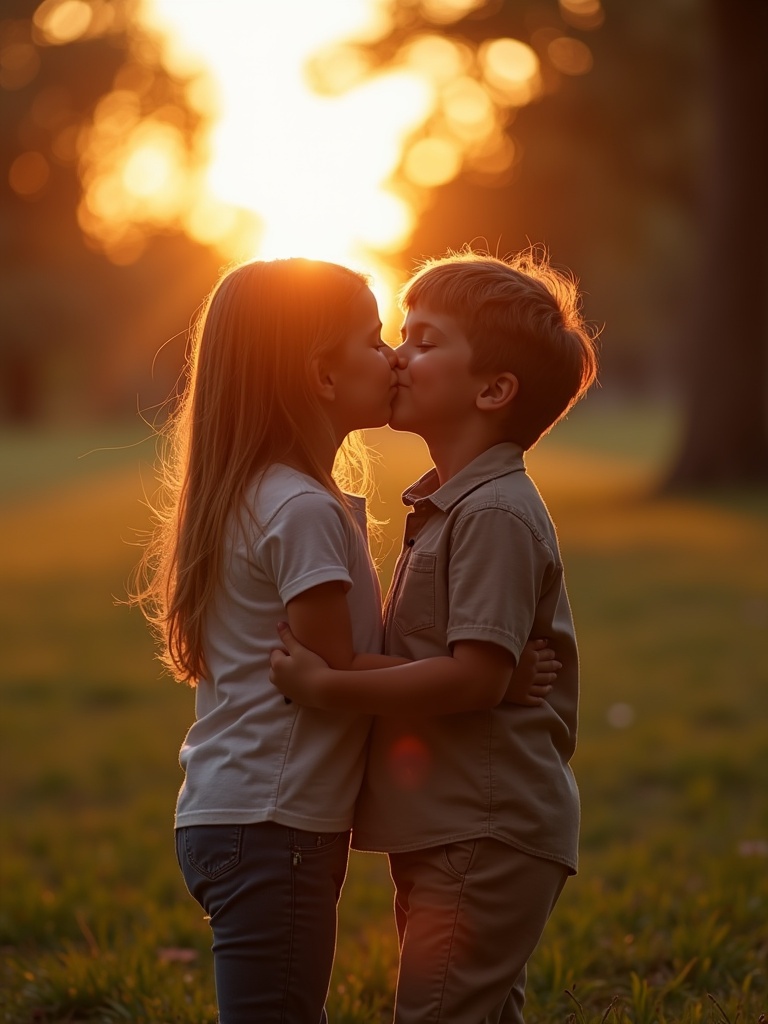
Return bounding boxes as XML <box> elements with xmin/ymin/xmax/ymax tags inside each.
<box><xmin>324</xmin><ymin>287</ymin><xmax>398</xmax><ymax>438</ymax></box>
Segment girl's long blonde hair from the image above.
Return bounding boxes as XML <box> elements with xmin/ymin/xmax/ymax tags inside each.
<box><xmin>132</xmin><ymin>258</ymin><xmax>374</xmax><ymax>685</ymax></box>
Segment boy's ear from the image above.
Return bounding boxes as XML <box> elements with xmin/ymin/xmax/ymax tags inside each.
<box><xmin>476</xmin><ymin>372</ymin><xmax>518</xmax><ymax>412</ymax></box>
<box><xmin>309</xmin><ymin>355</ymin><xmax>336</xmax><ymax>401</ymax></box>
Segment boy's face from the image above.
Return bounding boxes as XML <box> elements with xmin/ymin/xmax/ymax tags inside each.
<box><xmin>390</xmin><ymin>304</ymin><xmax>485</xmax><ymax>437</ymax></box>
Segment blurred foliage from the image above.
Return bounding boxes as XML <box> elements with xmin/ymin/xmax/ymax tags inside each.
<box><xmin>334</xmin><ymin>0</ymin><xmax>768</xmax><ymax>484</ymax></box>
<box><xmin>1</xmin><ymin>0</ymin><xmax>766</xmax><ymax>481</ymax></box>
<box><xmin>0</xmin><ymin>0</ymin><xmax>221</xmax><ymax>423</ymax></box>
<box><xmin>336</xmin><ymin>0</ymin><xmax>707</xmax><ymax>393</ymax></box>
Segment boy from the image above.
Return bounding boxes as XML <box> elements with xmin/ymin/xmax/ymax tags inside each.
<box><xmin>271</xmin><ymin>249</ymin><xmax>598</xmax><ymax>1022</ymax></box>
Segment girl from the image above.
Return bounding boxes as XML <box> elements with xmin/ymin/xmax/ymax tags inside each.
<box><xmin>134</xmin><ymin>257</ymin><xmax>398</xmax><ymax>1023</ymax></box>
<box><xmin>133</xmin><ymin>256</ymin><xmax>555</xmax><ymax>1023</ymax></box>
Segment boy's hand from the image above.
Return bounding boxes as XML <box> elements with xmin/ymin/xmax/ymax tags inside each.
<box><xmin>503</xmin><ymin>638</ymin><xmax>560</xmax><ymax>707</ymax></box>
<box><xmin>269</xmin><ymin>622</ymin><xmax>331</xmax><ymax>707</ymax></box>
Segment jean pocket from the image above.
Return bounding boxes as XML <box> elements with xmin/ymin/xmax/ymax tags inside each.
<box><xmin>290</xmin><ymin>827</ymin><xmax>349</xmax><ymax>854</ymax></box>
<box><xmin>179</xmin><ymin>825</ymin><xmax>243</xmax><ymax>880</ymax></box>
<box><xmin>442</xmin><ymin>839</ymin><xmax>477</xmax><ymax>880</ymax></box>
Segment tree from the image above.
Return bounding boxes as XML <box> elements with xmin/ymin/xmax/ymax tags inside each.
<box><xmin>664</xmin><ymin>0</ymin><xmax>768</xmax><ymax>487</ymax></box>
<box><xmin>0</xmin><ymin>0</ymin><xmax>220</xmax><ymax>422</ymax></box>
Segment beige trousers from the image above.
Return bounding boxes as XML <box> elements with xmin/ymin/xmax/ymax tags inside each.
<box><xmin>389</xmin><ymin>838</ymin><xmax>569</xmax><ymax>1024</ymax></box>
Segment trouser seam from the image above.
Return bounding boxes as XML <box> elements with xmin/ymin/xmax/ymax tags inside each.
<box><xmin>281</xmin><ymin>829</ymin><xmax>296</xmax><ymax>1022</ymax></box>
<box><xmin>435</xmin><ymin>859</ymin><xmax>468</xmax><ymax>1021</ymax></box>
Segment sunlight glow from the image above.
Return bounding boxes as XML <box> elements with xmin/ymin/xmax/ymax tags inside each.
<box><xmin>122</xmin><ymin>130</ymin><xmax>181</xmax><ymax>199</ymax></box>
<box><xmin>68</xmin><ymin>0</ymin><xmax>582</xmax><ymax>307</ymax></box>
<box><xmin>136</xmin><ymin>0</ymin><xmax>434</xmax><ymax>312</ymax></box>
<box><xmin>77</xmin><ymin>97</ymin><xmax>193</xmax><ymax>260</ymax></box>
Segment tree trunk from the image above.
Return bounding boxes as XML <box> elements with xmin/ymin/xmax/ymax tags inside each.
<box><xmin>664</xmin><ymin>0</ymin><xmax>768</xmax><ymax>488</ymax></box>
<box><xmin>1</xmin><ymin>352</ymin><xmax>39</xmax><ymax>423</ymax></box>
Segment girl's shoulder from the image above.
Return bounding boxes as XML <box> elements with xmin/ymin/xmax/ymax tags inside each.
<box><xmin>247</xmin><ymin>464</ymin><xmax>341</xmax><ymax>527</ymax></box>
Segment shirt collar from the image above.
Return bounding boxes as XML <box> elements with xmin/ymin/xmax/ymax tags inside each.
<box><xmin>403</xmin><ymin>442</ymin><xmax>526</xmax><ymax>512</ymax></box>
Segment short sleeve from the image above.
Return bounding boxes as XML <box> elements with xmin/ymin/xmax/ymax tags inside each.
<box><xmin>446</xmin><ymin>506</ymin><xmax>551</xmax><ymax>661</ymax></box>
<box><xmin>256</xmin><ymin>491</ymin><xmax>353</xmax><ymax>605</ymax></box>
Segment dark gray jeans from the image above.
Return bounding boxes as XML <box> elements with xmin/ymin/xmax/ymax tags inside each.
<box><xmin>175</xmin><ymin>821</ymin><xmax>351</xmax><ymax>1023</ymax></box>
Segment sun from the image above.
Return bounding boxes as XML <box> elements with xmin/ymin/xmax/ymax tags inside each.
<box><xmin>136</xmin><ymin>0</ymin><xmax>434</xmax><ymax>314</ymax></box>
<box><xmin>40</xmin><ymin>0</ymin><xmax>555</xmax><ymax>316</ymax></box>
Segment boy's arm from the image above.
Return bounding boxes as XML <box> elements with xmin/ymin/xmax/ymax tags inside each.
<box><xmin>280</xmin><ymin>524</ymin><xmax>556</xmax><ymax>712</ymax></box>
<box><xmin>270</xmin><ymin>622</ymin><xmax>514</xmax><ymax>715</ymax></box>
<box><xmin>504</xmin><ymin>638</ymin><xmax>560</xmax><ymax>707</ymax></box>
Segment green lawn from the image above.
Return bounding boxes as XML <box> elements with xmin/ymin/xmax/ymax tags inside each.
<box><xmin>1</xmin><ymin>404</ymin><xmax>767</xmax><ymax>1023</ymax></box>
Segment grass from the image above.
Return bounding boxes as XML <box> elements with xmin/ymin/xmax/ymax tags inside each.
<box><xmin>1</xmin><ymin>402</ymin><xmax>767</xmax><ymax>1023</ymax></box>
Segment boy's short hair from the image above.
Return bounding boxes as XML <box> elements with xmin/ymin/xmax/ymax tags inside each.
<box><xmin>399</xmin><ymin>248</ymin><xmax>598</xmax><ymax>449</ymax></box>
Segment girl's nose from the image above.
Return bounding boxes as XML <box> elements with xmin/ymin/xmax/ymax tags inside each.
<box><xmin>393</xmin><ymin>345</ymin><xmax>408</xmax><ymax>368</ymax></box>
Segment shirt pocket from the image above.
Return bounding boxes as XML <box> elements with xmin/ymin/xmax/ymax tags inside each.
<box><xmin>396</xmin><ymin>551</ymin><xmax>437</xmax><ymax>635</ymax></box>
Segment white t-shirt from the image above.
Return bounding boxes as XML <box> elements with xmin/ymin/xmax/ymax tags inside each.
<box><xmin>174</xmin><ymin>465</ymin><xmax>382</xmax><ymax>832</ymax></box>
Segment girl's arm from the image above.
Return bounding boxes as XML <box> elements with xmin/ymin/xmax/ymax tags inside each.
<box><xmin>285</xmin><ymin>581</ymin><xmax>408</xmax><ymax>670</ymax></box>
<box><xmin>273</xmin><ymin>620</ymin><xmax>517</xmax><ymax>716</ymax></box>
<box><xmin>504</xmin><ymin>638</ymin><xmax>560</xmax><ymax>707</ymax></box>
<box><xmin>284</xmin><ymin>581</ymin><xmax>556</xmax><ymax>712</ymax></box>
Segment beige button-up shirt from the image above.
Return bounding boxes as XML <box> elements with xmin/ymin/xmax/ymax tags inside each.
<box><xmin>353</xmin><ymin>443</ymin><xmax>580</xmax><ymax>871</ymax></box>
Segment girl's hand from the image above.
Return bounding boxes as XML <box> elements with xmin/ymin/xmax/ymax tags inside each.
<box><xmin>503</xmin><ymin>638</ymin><xmax>560</xmax><ymax>707</ymax></box>
<box><xmin>269</xmin><ymin>622</ymin><xmax>331</xmax><ymax>708</ymax></box>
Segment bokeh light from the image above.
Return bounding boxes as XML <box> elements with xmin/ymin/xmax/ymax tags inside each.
<box><xmin>401</xmin><ymin>34</ymin><xmax>473</xmax><ymax>85</ymax></box>
<box><xmin>108</xmin><ymin>0</ymin><xmax>437</xmax><ymax>312</ymax></box>
<box><xmin>547</xmin><ymin>36</ymin><xmax>594</xmax><ymax>76</ymax></box>
<box><xmin>480</xmin><ymin>37</ymin><xmax>542</xmax><ymax>107</ymax></box>
<box><xmin>442</xmin><ymin>77</ymin><xmax>497</xmax><ymax>141</ymax></box>
<box><xmin>419</xmin><ymin>0</ymin><xmax>487</xmax><ymax>26</ymax></box>
<box><xmin>32</xmin><ymin>0</ymin><xmax>117</xmax><ymax>44</ymax></box>
<box><xmin>39</xmin><ymin>0</ymin><xmax>598</xmax><ymax>310</ymax></box>
<box><xmin>558</xmin><ymin>0</ymin><xmax>604</xmax><ymax>30</ymax></box>
<box><xmin>403</xmin><ymin>136</ymin><xmax>463</xmax><ymax>188</ymax></box>
<box><xmin>9</xmin><ymin>150</ymin><xmax>50</xmax><ymax>197</ymax></box>
<box><xmin>0</xmin><ymin>33</ymin><xmax>40</xmax><ymax>90</ymax></box>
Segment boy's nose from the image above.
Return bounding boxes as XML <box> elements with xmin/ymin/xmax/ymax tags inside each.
<box><xmin>393</xmin><ymin>346</ymin><xmax>408</xmax><ymax>368</ymax></box>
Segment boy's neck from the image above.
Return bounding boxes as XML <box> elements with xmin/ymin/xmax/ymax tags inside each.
<box><xmin>426</xmin><ymin>426</ymin><xmax>508</xmax><ymax>486</ymax></box>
